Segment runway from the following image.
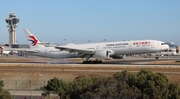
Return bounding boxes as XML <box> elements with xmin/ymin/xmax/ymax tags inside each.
<box><xmin>0</xmin><ymin>55</ymin><xmax>179</xmax><ymax>65</ymax></box>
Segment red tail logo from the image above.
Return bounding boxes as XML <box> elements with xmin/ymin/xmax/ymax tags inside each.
<box><xmin>28</xmin><ymin>36</ymin><xmax>38</xmax><ymax>46</ymax></box>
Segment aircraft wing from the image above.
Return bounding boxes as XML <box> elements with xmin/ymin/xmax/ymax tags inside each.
<box><xmin>55</xmin><ymin>46</ymin><xmax>94</xmax><ymax>55</ymax></box>
<box><xmin>3</xmin><ymin>48</ymin><xmax>39</xmax><ymax>53</ymax></box>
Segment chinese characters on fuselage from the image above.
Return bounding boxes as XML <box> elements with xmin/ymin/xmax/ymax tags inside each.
<box><xmin>133</xmin><ymin>41</ymin><xmax>150</xmax><ymax>45</ymax></box>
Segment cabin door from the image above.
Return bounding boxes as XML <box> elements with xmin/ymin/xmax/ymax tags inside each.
<box><xmin>129</xmin><ymin>43</ymin><xmax>132</xmax><ymax>49</ymax></box>
<box><xmin>151</xmin><ymin>42</ymin><xmax>154</xmax><ymax>48</ymax></box>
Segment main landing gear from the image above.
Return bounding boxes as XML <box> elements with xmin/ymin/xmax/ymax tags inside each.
<box><xmin>155</xmin><ymin>54</ymin><xmax>159</xmax><ymax>60</ymax></box>
<box><xmin>82</xmin><ymin>60</ymin><xmax>102</xmax><ymax>64</ymax></box>
<box><xmin>82</xmin><ymin>55</ymin><xmax>102</xmax><ymax>64</ymax></box>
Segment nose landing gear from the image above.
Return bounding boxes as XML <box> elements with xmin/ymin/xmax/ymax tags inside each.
<box><xmin>155</xmin><ymin>57</ymin><xmax>159</xmax><ymax>60</ymax></box>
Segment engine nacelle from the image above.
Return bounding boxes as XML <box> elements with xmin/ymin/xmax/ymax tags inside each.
<box><xmin>111</xmin><ymin>55</ymin><xmax>126</xmax><ymax>59</ymax></box>
<box><xmin>94</xmin><ymin>50</ymin><xmax>114</xmax><ymax>60</ymax></box>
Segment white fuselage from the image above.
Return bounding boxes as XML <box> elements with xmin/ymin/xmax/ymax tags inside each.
<box><xmin>30</xmin><ymin>40</ymin><xmax>169</xmax><ymax>59</ymax></box>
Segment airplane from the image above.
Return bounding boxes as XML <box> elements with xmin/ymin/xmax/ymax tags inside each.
<box><xmin>0</xmin><ymin>46</ymin><xmax>11</xmax><ymax>56</ymax></box>
<box><xmin>0</xmin><ymin>46</ymin><xmax>19</xmax><ymax>56</ymax></box>
<box><xmin>22</xmin><ymin>28</ymin><xmax>169</xmax><ymax>63</ymax></box>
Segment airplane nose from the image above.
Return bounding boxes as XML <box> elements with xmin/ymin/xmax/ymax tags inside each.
<box><xmin>166</xmin><ymin>45</ymin><xmax>169</xmax><ymax>49</ymax></box>
<box><xmin>162</xmin><ymin>45</ymin><xmax>169</xmax><ymax>51</ymax></box>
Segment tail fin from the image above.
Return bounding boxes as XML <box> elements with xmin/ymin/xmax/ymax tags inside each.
<box><xmin>24</xmin><ymin>28</ymin><xmax>45</xmax><ymax>48</ymax></box>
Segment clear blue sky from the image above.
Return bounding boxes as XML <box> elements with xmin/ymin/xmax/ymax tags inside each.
<box><xmin>0</xmin><ymin>0</ymin><xmax>180</xmax><ymax>45</ymax></box>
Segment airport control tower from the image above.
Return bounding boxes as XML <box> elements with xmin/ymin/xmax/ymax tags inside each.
<box><xmin>5</xmin><ymin>13</ymin><xmax>20</xmax><ymax>47</ymax></box>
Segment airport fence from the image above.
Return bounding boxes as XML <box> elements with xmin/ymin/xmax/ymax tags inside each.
<box><xmin>2</xmin><ymin>80</ymin><xmax>54</xmax><ymax>99</ymax></box>
<box><xmin>3</xmin><ymin>80</ymin><xmax>47</xmax><ymax>90</ymax></box>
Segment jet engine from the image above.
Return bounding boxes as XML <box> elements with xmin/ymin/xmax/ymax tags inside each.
<box><xmin>94</xmin><ymin>50</ymin><xmax>113</xmax><ymax>60</ymax></box>
<box><xmin>111</xmin><ymin>55</ymin><xmax>126</xmax><ymax>59</ymax></box>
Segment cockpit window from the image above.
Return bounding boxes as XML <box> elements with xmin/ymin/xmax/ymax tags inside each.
<box><xmin>161</xmin><ymin>43</ymin><xmax>167</xmax><ymax>45</ymax></box>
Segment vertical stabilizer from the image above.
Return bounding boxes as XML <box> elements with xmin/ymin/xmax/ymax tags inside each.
<box><xmin>24</xmin><ymin>28</ymin><xmax>45</xmax><ymax>48</ymax></box>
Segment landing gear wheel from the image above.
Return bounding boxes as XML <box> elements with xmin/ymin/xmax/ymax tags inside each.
<box><xmin>155</xmin><ymin>57</ymin><xmax>159</xmax><ymax>60</ymax></box>
<box><xmin>82</xmin><ymin>61</ymin><xmax>86</xmax><ymax>64</ymax></box>
<box><xmin>98</xmin><ymin>60</ymin><xmax>102</xmax><ymax>63</ymax></box>
<box><xmin>82</xmin><ymin>60</ymin><xmax>102</xmax><ymax>64</ymax></box>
